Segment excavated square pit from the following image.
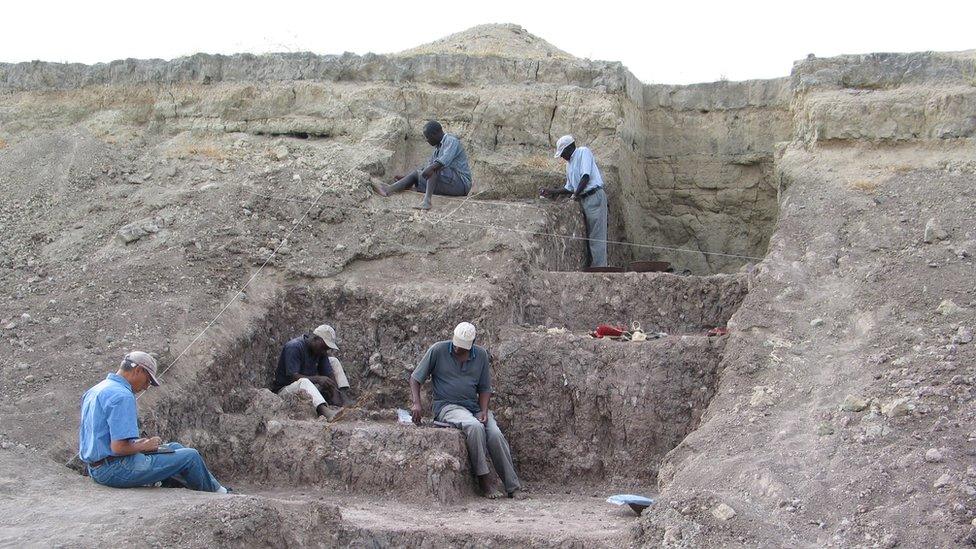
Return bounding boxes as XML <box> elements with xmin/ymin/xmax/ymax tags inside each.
<box><xmin>142</xmin><ymin>266</ymin><xmax>749</xmax><ymax>503</ymax></box>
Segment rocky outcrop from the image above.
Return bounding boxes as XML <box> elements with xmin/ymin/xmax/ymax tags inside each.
<box><xmin>0</xmin><ymin>25</ymin><xmax>790</xmax><ymax>274</ymax></box>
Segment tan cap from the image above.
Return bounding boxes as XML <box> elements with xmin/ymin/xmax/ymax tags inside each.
<box><xmin>122</xmin><ymin>351</ymin><xmax>160</xmax><ymax>386</ymax></box>
<box><xmin>313</xmin><ymin>324</ymin><xmax>339</xmax><ymax>350</ymax></box>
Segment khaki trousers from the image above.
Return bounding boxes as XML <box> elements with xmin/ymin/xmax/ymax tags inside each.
<box><xmin>438</xmin><ymin>404</ymin><xmax>521</xmax><ymax>494</ymax></box>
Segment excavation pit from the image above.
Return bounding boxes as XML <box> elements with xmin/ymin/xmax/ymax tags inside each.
<box><xmin>140</xmin><ymin>264</ymin><xmax>749</xmax><ymax>507</ymax></box>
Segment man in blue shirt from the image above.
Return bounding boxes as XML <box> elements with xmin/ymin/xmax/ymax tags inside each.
<box><xmin>78</xmin><ymin>351</ymin><xmax>227</xmax><ymax>493</ymax></box>
<box><xmin>540</xmin><ymin>135</ymin><xmax>609</xmax><ymax>267</ymax></box>
<box><xmin>409</xmin><ymin>322</ymin><xmax>522</xmax><ymax>499</ymax></box>
<box><xmin>371</xmin><ymin>120</ymin><xmax>472</xmax><ymax>210</ymax></box>
<box><xmin>272</xmin><ymin>324</ymin><xmax>350</xmax><ymax>417</ymax></box>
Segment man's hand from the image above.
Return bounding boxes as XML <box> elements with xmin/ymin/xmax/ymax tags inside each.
<box><xmin>313</xmin><ymin>376</ymin><xmax>338</xmax><ymax>389</ymax></box>
<box><xmin>137</xmin><ymin>436</ymin><xmax>161</xmax><ymax>452</ymax></box>
<box><xmin>539</xmin><ymin>187</ymin><xmax>558</xmax><ymax>199</ymax></box>
<box><xmin>410</xmin><ymin>403</ymin><xmax>423</xmax><ymax>425</ymax></box>
<box><xmin>477</xmin><ymin>410</ymin><xmax>488</xmax><ymax>424</ymax></box>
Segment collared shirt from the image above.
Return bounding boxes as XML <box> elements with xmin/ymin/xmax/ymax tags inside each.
<box><xmin>78</xmin><ymin>373</ymin><xmax>140</xmax><ymax>464</ymax></box>
<box><xmin>427</xmin><ymin>134</ymin><xmax>472</xmax><ymax>185</ymax></box>
<box><xmin>563</xmin><ymin>146</ymin><xmax>605</xmax><ymax>193</ymax></box>
<box><xmin>411</xmin><ymin>340</ymin><xmax>490</xmax><ymax>417</ymax></box>
<box><xmin>273</xmin><ymin>334</ymin><xmax>335</xmax><ymax>392</ymax></box>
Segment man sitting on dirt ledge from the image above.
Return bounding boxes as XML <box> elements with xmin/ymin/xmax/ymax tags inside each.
<box><xmin>371</xmin><ymin>120</ymin><xmax>472</xmax><ymax>210</ymax></box>
<box><xmin>409</xmin><ymin>322</ymin><xmax>523</xmax><ymax>499</ymax></box>
<box><xmin>272</xmin><ymin>324</ymin><xmax>350</xmax><ymax>418</ymax></box>
<box><xmin>78</xmin><ymin>351</ymin><xmax>229</xmax><ymax>493</ymax></box>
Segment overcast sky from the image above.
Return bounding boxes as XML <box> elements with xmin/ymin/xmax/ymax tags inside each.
<box><xmin>5</xmin><ymin>1</ymin><xmax>975</xmax><ymax>85</ymax></box>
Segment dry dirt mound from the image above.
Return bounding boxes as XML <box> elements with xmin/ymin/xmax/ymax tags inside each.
<box><xmin>397</xmin><ymin>23</ymin><xmax>576</xmax><ymax>60</ymax></box>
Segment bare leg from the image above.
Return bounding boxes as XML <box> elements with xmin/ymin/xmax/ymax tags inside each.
<box><xmin>372</xmin><ymin>172</ymin><xmax>418</xmax><ymax>197</ymax></box>
<box><xmin>414</xmin><ymin>172</ymin><xmax>439</xmax><ymax>210</ymax></box>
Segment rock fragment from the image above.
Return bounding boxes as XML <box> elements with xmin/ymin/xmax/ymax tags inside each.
<box><xmin>923</xmin><ymin>218</ymin><xmax>948</xmax><ymax>243</ymax></box>
<box><xmin>270</xmin><ymin>145</ymin><xmax>289</xmax><ymax>161</ymax></box>
<box><xmin>841</xmin><ymin>395</ymin><xmax>868</xmax><ymax>412</ymax></box>
<box><xmin>265</xmin><ymin>420</ymin><xmax>283</xmax><ymax>437</ymax></box>
<box><xmin>881</xmin><ymin>397</ymin><xmax>913</xmax><ymax>417</ymax></box>
<box><xmin>117</xmin><ymin>218</ymin><xmax>160</xmax><ymax>244</ymax></box>
<box><xmin>936</xmin><ymin>299</ymin><xmax>964</xmax><ymax>316</ymax></box>
<box><xmin>712</xmin><ymin>503</ymin><xmax>736</xmax><ymax>521</ymax></box>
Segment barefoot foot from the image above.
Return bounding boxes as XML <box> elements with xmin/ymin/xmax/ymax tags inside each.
<box><xmin>370</xmin><ymin>180</ymin><xmax>390</xmax><ymax>197</ymax></box>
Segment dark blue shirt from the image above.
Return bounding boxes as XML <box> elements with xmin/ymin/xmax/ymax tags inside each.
<box><xmin>78</xmin><ymin>373</ymin><xmax>140</xmax><ymax>464</ymax></box>
<box><xmin>411</xmin><ymin>341</ymin><xmax>491</xmax><ymax>417</ymax></box>
<box><xmin>273</xmin><ymin>334</ymin><xmax>334</xmax><ymax>391</ymax></box>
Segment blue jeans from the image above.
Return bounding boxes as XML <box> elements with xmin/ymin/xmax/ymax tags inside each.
<box><xmin>88</xmin><ymin>443</ymin><xmax>224</xmax><ymax>492</ymax></box>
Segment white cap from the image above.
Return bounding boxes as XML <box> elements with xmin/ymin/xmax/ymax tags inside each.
<box><xmin>452</xmin><ymin>322</ymin><xmax>476</xmax><ymax>350</ymax></box>
<box><xmin>122</xmin><ymin>351</ymin><xmax>160</xmax><ymax>386</ymax></box>
<box><xmin>554</xmin><ymin>135</ymin><xmax>574</xmax><ymax>158</ymax></box>
<box><xmin>313</xmin><ymin>324</ymin><xmax>339</xmax><ymax>350</ymax></box>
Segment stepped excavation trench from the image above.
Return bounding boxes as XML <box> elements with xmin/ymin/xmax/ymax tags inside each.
<box><xmin>131</xmin><ymin>233</ymin><xmax>750</xmax><ymax>544</ymax></box>
<box><xmin>0</xmin><ymin>32</ymin><xmax>790</xmax><ymax>545</ymax></box>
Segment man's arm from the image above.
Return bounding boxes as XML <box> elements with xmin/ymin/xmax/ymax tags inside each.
<box><xmin>310</xmin><ymin>356</ymin><xmax>340</xmax><ymax>388</ymax></box>
<box><xmin>476</xmin><ymin>358</ymin><xmax>492</xmax><ymax>423</ymax></box>
<box><xmin>282</xmin><ymin>344</ymin><xmax>335</xmax><ymax>387</ymax></box>
<box><xmin>427</xmin><ymin>135</ymin><xmax>460</xmax><ymax>177</ymax></box>
<box><xmin>409</xmin><ymin>346</ymin><xmax>435</xmax><ymax>424</ymax></box>
<box><xmin>421</xmin><ymin>161</ymin><xmax>443</xmax><ymax>180</ymax></box>
<box><xmin>540</xmin><ymin>186</ymin><xmax>572</xmax><ymax>199</ymax></box>
<box><xmin>572</xmin><ymin>174</ymin><xmax>591</xmax><ymax>199</ymax></box>
<box><xmin>410</xmin><ymin>376</ymin><xmax>424</xmax><ymax>424</ymax></box>
<box><xmin>110</xmin><ymin>437</ymin><xmax>161</xmax><ymax>455</ymax></box>
<box><xmin>476</xmin><ymin>392</ymin><xmax>491</xmax><ymax>424</ymax></box>
<box><xmin>290</xmin><ymin>372</ymin><xmax>336</xmax><ymax>387</ymax></box>
<box><xmin>105</xmin><ymin>393</ymin><xmax>158</xmax><ymax>455</ymax></box>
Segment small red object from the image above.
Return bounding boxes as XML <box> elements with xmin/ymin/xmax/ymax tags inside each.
<box><xmin>593</xmin><ymin>324</ymin><xmax>626</xmax><ymax>338</ymax></box>
<box><xmin>707</xmin><ymin>327</ymin><xmax>729</xmax><ymax>337</ymax></box>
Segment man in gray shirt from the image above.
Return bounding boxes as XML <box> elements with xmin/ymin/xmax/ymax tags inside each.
<box><xmin>410</xmin><ymin>322</ymin><xmax>522</xmax><ymax>499</ymax></box>
<box><xmin>372</xmin><ymin>120</ymin><xmax>472</xmax><ymax>210</ymax></box>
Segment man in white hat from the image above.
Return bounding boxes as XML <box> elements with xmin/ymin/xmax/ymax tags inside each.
<box><xmin>77</xmin><ymin>351</ymin><xmax>229</xmax><ymax>493</ymax></box>
<box><xmin>540</xmin><ymin>135</ymin><xmax>609</xmax><ymax>267</ymax></box>
<box><xmin>409</xmin><ymin>322</ymin><xmax>523</xmax><ymax>499</ymax></box>
<box><xmin>272</xmin><ymin>324</ymin><xmax>351</xmax><ymax>416</ymax></box>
